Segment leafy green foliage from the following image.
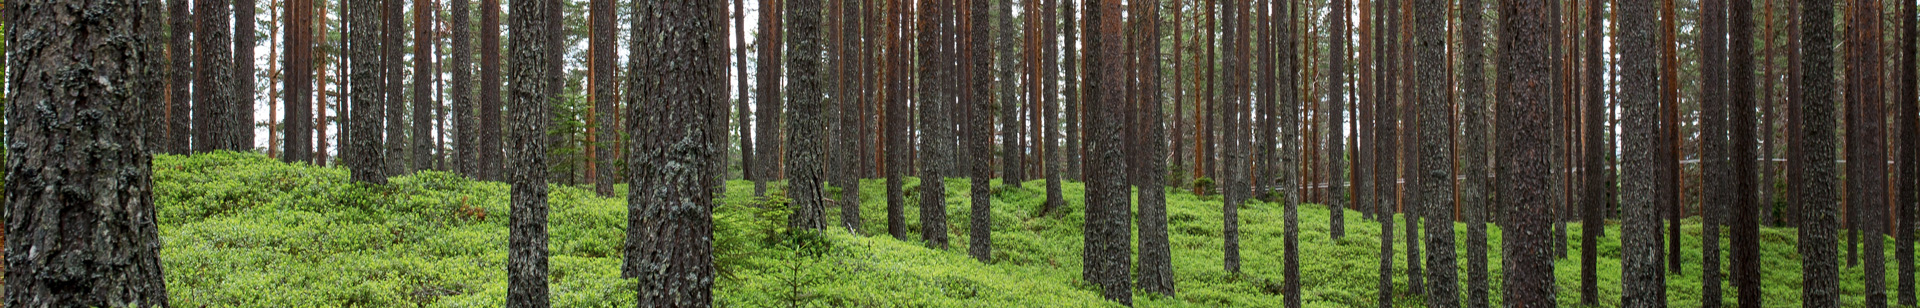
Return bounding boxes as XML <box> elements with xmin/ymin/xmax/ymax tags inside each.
<box><xmin>154</xmin><ymin>152</ymin><xmax>1903</xmax><ymax>307</ymax></box>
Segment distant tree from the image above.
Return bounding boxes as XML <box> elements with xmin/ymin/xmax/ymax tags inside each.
<box><xmin>1221</xmin><ymin>0</ymin><xmax>1246</xmax><ymax>274</ymax></box>
<box><xmin>626</xmin><ymin>0</ymin><xmax>721</xmax><ymax>304</ymax></box>
<box><xmin>412</xmin><ymin>0</ymin><xmax>437</xmax><ymax>172</ymax></box>
<box><xmin>168</xmin><ymin>0</ymin><xmax>192</xmax><ymax>154</ymax></box>
<box><xmin>286</xmin><ymin>0</ymin><xmax>314</xmax><ymax>162</ymax></box>
<box><xmin>479</xmin><ymin>0</ymin><xmax>503</xmax><ymax>181</ymax></box>
<box><xmin>1086</xmin><ymin>0</ymin><xmax>1132</xmax><ymax>303</ymax></box>
<box><xmin>4</xmin><ymin>1</ymin><xmax>169</xmax><ymax>304</ymax></box>
<box><xmin>347</xmin><ymin>0</ymin><xmax>385</xmax><ymax>184</ymax></box>
<box><xmin>1697</xmin><ymin>0</ymin><xmax>1727</xmax><ymax>303</ymax></box>
<box><xmin>997</xmin><ymin>0</ymin><xmax>1022</xmax><ymax>187</ymax></box>
<box><xmin>1414</xmin><ymin>0</ymin><xmax>1453</xmax><ymax>304</ymax></box>
<box><xmin>1397</xmin><ymin>0</ymin><xmax>1423</xmax><ymax>294</ymax></box>
<box><xmin>1728</xmin><ymin>0</ymin><xmax>1761</xmax><ymax>304</ymax></box>
<box><xmin>1798</xmin><ymin>0</ymin><xmax>1839</xmax><ymax>304</ymax></box>
<box><xmin>756</xmin><ymin>0</ymin><xmax>784</xmax><ymax>196</ymax></box>
<box><xmin>966</xmin><ymin>0</ymin><xmax>993</xmax><ymax>261</ymax></box>
<box><xmin>196</xmin><ymin>0</ymin><xmax>234</xmax><ymax>153</ymax></box>
<box><xmin>1660</xmin><ymin>0</ymin><xmax>1683</xmax><ymax>274</ymax></box>
<box><xmin>1499</xmin><ymin>0</ymin><xmax>1555</xmax><ymax>304</ymax></box>
<box><xmin>736</xmin><ymin>0</ymin><xmax>754</xmax><ymax>185</ymax></box>
<box><xmin>1845</xmin><ymin>0</ymin><xmax>1887</xmax><ymax>305</ymax></box>
<box><xmin>1324</xmin><ymin>0</ymin><xmax>1347</xmax><ymax>241</ymax></box>
<box><xmin>886</xmin><ymin>0</ymin><xmax>910</xmax><ymax>241</ymax></box>
<box><xmin>383</xmin><ymin>0</ymin><xmax>406</xmax><ymax>175</ymax></box>
<box><xmin>234</xmin><ymin>0</ymin><xmax>255</xmax><ymax>151</ymax></box>
<box><xmin>1062</xmin><ymin>0</ymin><xmax>1081</xmax><ymax>181</ymax></box>
<box><xmin>789</xmin><ymin>0</ymin><xmax>828</xmax><ymax>231</ymax></box>
<box><xmin>1041</xmin><ymin>0</ymin><xmax>1064</xmax><ymax>215</ymax></box>
<box><xmin>1901</xmin><ymin>0</ymin><xmax>1919</xmax><ymax>304</ymax></box>
<box><xmin>1136</xmin><ymin>0</ymin><xmax>1174</xmax><ymax>296</ymax></box>
<box><xmin>1580</xmin><ymin>0</ymin><xmax>1605</xmax><ymax>304</ymax></box>
<box><xmin>839</xmin><ymin>0</ymin><xmax>866</xmax><ymax>233</ymax></box>
<box><xmin>590</xmin><ymin>0</ymin><xmax>617</xmax><ymax>196</ymax></box>
<box><xmin>1373</xmin><ymin>0</ymin><xmax>1397</xmax><ymax>302</ymax></box>
<box><xmin>452</xmin><ymin>0</ymin><xmax>475</xmax><ymax>176</ymax></box>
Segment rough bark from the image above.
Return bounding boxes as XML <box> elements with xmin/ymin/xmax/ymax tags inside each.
<box><xmin>1136</xmin><ymin>0</ymin><xmax>1174</xmax><ymax>296</ymax></box>
<box><xmin>1845</xmin><ymin>0</ymin><xmax>1886</xmax><ymax>305</ymax></box>
<box><xmin>167</xmin><ymin>0</ymin><xmax>191</xmax><ymax>154</ymax></box>
<box><xmin>1460</xmin><ymin>0</ymin><xmax>1490</xmax><ymax>305</ymax></box>
<box><xmin>1400</xmin><ymin>0</ymin><xmax>1424</xmax><ymax>294</ymax></box>
<box><xmin>586</xmin><ymin>0</ymin><xmax>616</xmax><ymax>195</ymax></box>
<box><xmin>1221</xmin><ymin>0</ymin><xmax>1244</xmax><ymax>274</ymax></box>
<box><xmin>789</xmin><ymin>0</ymin><xmax>829</xmax><ymax>231</ymax></box>
<box><xmin>286</xmin><ymin>0</ymin><xmax>313</xmax><ymax>162</ymax></box>
<box><xmin>382</xmin><ymin>0</ymin><xmax>405</xmax><ymax>175</ymax></box>
<box><xmin>1085</xmin><ymin>0</ymin><xmax>1132</xmax><ymax>303</ymax></box>
<box><xmin>756</xmin><ymin>0</ymin><xmax>784</xmax><ymax>196</ymax></box>
<box><xmin>1661</xmin><ymin>0</ymin><xmax>1682</xmax><ymax>274</ymax></box>
<box><xmin>504</xmin><ymin>0</ymin><xmax>555</xmax><ymax>305</ymax></box>
<box><xmin>1061</xmin><ymin>0</ymin><xmax>1080</xmax><ymax>181</ymax></box>
<box><xmin>1041</xmin><ymin>0</ymin><xmax>1064</xmax><ymax>216</ymax></box>
<box><xmin>1728</xmin><ymin>0</ymin><xmax>1760</xmax><ymax>305</ymax></box>
<box><xmin>735</xmin><ymin>0</ymin><xmax>753</xmax><ymax>184</ymax></box>
<box><xmin>967</xmin><ymin>0</ymin><xmax>993</xmax><ymax>261</ymax></box>
<box><xmin>625</xmin><ymin>0</ymin><xmax>720</xmax><ymax>305</ymax></box>
<box><xmin>1324</xmin><ymin>0</ymin><xmax>1347</xmax><ymax>241</ymax></box>
<box><xmin>4</xmin><ymin>0</ymin><xmax>171</xmax><ymax>305</ymax></box>
<box><xmin>410</xmin><ymin>0</ymin><xmax>435</xmax><ymax>172</ymax></box>
<box><xmin>1698</xmin><ymin>0</ymin><xmax>1726</xmax><ymax>303</ymax></box>
<box><xmin>452</xmin><ymin>0</ymin><xmax>474</xmax><ymax>176</ymax></box>
<box><xmin>838</xmin><ymin>0</ymin><xmax>865</xmax><ymax>234</ymax></box>
<box><xmin>233</xmin><ymin>0</ymin><xmax>255</xmax><ymax>151</ymax></box>
<box><xmin>886</xmin><ymin>0</ymin><xmax>909</xmax><ymax>241</ymax></box>
<box><xmin>1498</xmin><ymin>0</ymin><xmax>1555</xmax><ymax>304</ymax></box>
<box><xmin>916</xmin><ymin>0</ymin><xmax>952</xmax><ymax>250</ymax></box>
<box><xmin>1620</xmin><ymin>0</ymin><xmax>1664</xmax><ymax>305</ymax></box>
<box><xmin>1798</xmin><ymin>0</ymin><xmax>1839</xmax><ymax>305</ymax></box>
<box><xmin>1902</xmin><ymin>0</ymin><xmax>1920</xmax><ymax>303</ymax></box>
<box><xmin>478</xmin><ymin>0</ymin><xmax>502</xmax><ymax>181</ymax></box>
<box><xmin>347</xmin><ymin>0</ymin><xmax>385</xmax><ymax>184</ymax></box>
<box><xmin>196</xmin><ymin>0</ymin><xmax>234</xmax><ymax>153</ymax></box>
<box><xmin>997</xmin><ymin>0</ymin><xmax>1021</xmax><ymax>187</ymax></box>
<box><xmin>1579</xmin><ymin>0</ymin><xmax>1604</xmax><ymax>304</ymax></box>
<box><xmin>1277</xmin><ymin>0</ymin><xmax>1300</xmax><ymax>305</ymax></box>
<box><xmin>1414</xmin><ymin>0</ymin><xmax>1454</xmax><ymax>304</ymax></box>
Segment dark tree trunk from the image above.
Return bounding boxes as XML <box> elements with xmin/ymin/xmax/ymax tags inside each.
<box><xmin>1220</xmin><ymin>0</ymin><xmax>1244</xmax><ymax>274</ymax></box>
<box><xmin>839</xmin><ymin>0</ymin><xmax>866</xmax><ymax>234</ymax></box>
<box><xmin>916</xmin><ymin>0</ymin><xmax>952</xmax><ymax>249</ymax></box>
<box><xmin>286</xmin><ymin>0</ymin><xmax>313</xmax><ymax>162</ymax></box>
<box><xmin>1697</xmin><ymin>0</ymin><xmax>1726</xmax><ymax>303</ymax></box>
<box><xmin>789</xmin><ymin>0</ymin><xmax>828</xmax><ymax>231</ymax></box>
<box><xmin>1845</xmin><ymin>1</ymin><xmax>1886</xmax><ymax>305</ymax></box>
<box><xmin>1728</xmin><ymin>0</ymin><xmax>1761</xmax><ymax>305</ymax></box>
<box><xmin>1661</xmin><ymin>0</ymin><xmax>1683</xmax><ymax>275</ymax></box>
<box><xmin>234</xmin><ymin>0</ymin><xmax>255</xmax><ymax>151</ymax></box>
<box><xmin>1062</xmin><ymin>0</ymin><xmax>1080</xmax><ymax>181</ymax></box>
<box><xmin>5</xmin><ymin>0</ymin><xmax>170</xmax><ymax>304</ymax></box>
<box><xmin>625</xmin><ymin>0</ymin><xmax>720</xmax><ymax>304</ymax></box>
<box><xmin>1798</xmin><ymin>0</ymin><xmax>1839</xmax><ymax>304</ymax></box>
<box><xmin>755</xmin><ymin>0</ymin><xmax>784</xmax><ymax>196</ymax></box>
<box><xmin>452</xmin><ymin>0</ymin><xmax>474</xmax><ymax>176</ymax></box>
<box><xmin>1324</xmin><ymin>0</ymin><xmax>1347</xmax><ymax>241</ymax></box>
<box><xmin>886</xmin><ymin>0</ymin><xmax>909</xmax><ymax>241</ymax></box>
<box><xmin>1621</xmin><ymin>0</ymin><xmax>1665</xmax><ymax>305</ymax></box>
<box><xmin>1041</xmin><ymin>0</ymin><xmax>1063</xmax><ymax>215</ymax></box>
<box><xmin>966</xmin><ymin>0</ymin><xmax>992</xmax><ymax>261</ymax></box>
<box><xmin>1256</xmin><ymin>0</ymin><xmax>1277</xmax><ymax>207</ymax></box>
<box><xmin>412</xmin><ymin>0</ymin><xmax>435</xmax><ymax>172</ymax></box>
<box><xmin>1373</xmin><ymin>0</ymin><xmax>1398</xmax><ymax>303</ymax></box>
<box><xmin>347</xmin><ymin>0</ymin><xmax>385</xmax><ymax>184</ymax></box>
<box><xmin>1275</xmin><ymin>1</ymin><xmax>1300</xmax><ymax>305</ymax></box>
<box><xmin>997</xmin><ymin>0</ymin><xmax>1021</xmax><ymax>187</ymax></box>
<box><xmin>1414</xmin><ymin>0</ymin><xmax>1453</xmax><ymax>304</ymax></box>
<box><xmin>196</xmin><ymin>0</ymin><xmax>234</xmax><ymax>153</ymax></box>
<box><xmin>1399</xmin><ymin>0</ymin><xmax>1423</xmax><ymax>294</ymax></box>
<box><xmin>736</xmin><ymin>0</ymin><xmax>754</xmax><ymax>185</ymax></box>
<box><xmin>1498</xmin><ymin>0</ymin><xmax>1555</xmax><ymax>304</ymax></box>
<box><xmin>1579</xmin><ymin>0</ymin><xmax>1605</xmax><ymax>304</ymax></box>
<box><xmin>478</xmin><ymin>0</ymin><xmax>502</xmax><ymax>181</ymax></box>
<box><xmin>1086</xmin><ymin>0</ymin><xmax>1132</xmax><ymax>303</ymax></box>
<box><xmin>168</xmin><ymin>0</ymin><xmax>191</xmax><ymax>154</ymax></box>
<box><xmin>1460</xmin><ymin>0</ymin><xmax>1491</xmax><ymax>305</ymax></box>
<box><xmin>505</xmin><ymin>0</ymin><xmax>557</xmax><ymax>305</ymax></box>
<box><xmin>1901</xmin><ymin>0</ymin><xmax>1919</xmax><ymax>304</ymax></box>
<box><xmin>1136</xmin><ymin>0</ymin><xmax>1173</xmax><ymax>296</ymax></box>
<box><xmin>383</xmin><ymin>0</ymin><xmax>406</xmax><ymax>175</ymax></box>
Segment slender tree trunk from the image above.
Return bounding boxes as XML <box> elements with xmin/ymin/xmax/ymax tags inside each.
<box><xmin>1399</xmin><ymin>0</ymin><xmax>1423</xmax><ymax>293</ymax></box>
<box><xmin>286</xmin><ymin>0</ymin><xmax>313</xmax><ymax>162</ymax></box>
<box><xmin>1579</xmin><ymin>0</ymin><xmax>1605</xmax><ymax>303</ymax></box>
<box><xmin>1697</xmin><ymin>0</ymin><xmax>1727</xmax><ymax>303</ymax></box>
<box><xmin>589</xmin><ymin>0</ymin><xmax>617</xmax><ymax>195</ymax></box>
<box><xmin>965</xmin><ymin>0</ymin><xmax>992</xmax><ymax>261</ymax></box>
<box><xmin>382</xmin><ymin>0</ymin><xmax>405</xmax><ymax>175</ymax></box>
<box><xmin>1901</xmin><ymin>0</ymin><xmax>1920</xmax><ymax>304</ymax></box>
<box><xmin>886</xmin><ymin>0</ymin><xmax>909</xmax><ymax>241</ymax></box>
<box><xmin>1798</xmin><ymin>0</ymin><xmax>1839</xmax><ymax>304</ymax></box>
<box><xmin>1661</xmin><ymin>0</ymin><xmax>1683</xmax><ymax>274</ymax></box>
<box><xmin>1221</xmin><ymin>0</ymin><xmax>1244</xmax><ymax>274</ymax></box>
<box><xmin>1374</xmin><ymin>0</ymin><xmax>1398</xmax><ymax>303</ymax></box>
<box><xmin>1041</xmin><ymin>0</ymin><xmax>1063</xmax><ymax>215</ymax></box>
<box><xmin>452</xmin><ymin>0</ymin><xmax>474</xmax><ymax>176</ymax></box>
<box><xmin>479</xmin><ymin>0</ymin><xmax>502</xmax><ymax>181</ymax></box>
<box><xmin>1460</xmin><ymin>0</ymin><xmax>1491</xmax><ymax>305</ymax></box>
<box><xmin>4</xmin><ymin>1</ymin><xmax>169</xmax><ymax>304</ymax></box>
<box><xmin>168</xmin><ymin>0</ymin><xmax>192</xmax><ymax>154</ymax></box>
<box><xmin>1325</xmin><ymin>0</ymin><xmax>1347</xmax><ymax>241</ymax></box>
<box><xmin>756</xmin><ymin>0</ymin><xmax>785</xmax><ymax>196</ymax></box>
<box><xmin>411</xmin><ymin>0</ymin><xmax>435</xmax><ymax>172</ymax></box>
<box><xmin>234</xmin><ymin>0</ymin><xmax>255</xmax><ymax>151</ymax></box>
<box><xmin>1845</xmin><ymin>0</ymin><xmax>1886</xmax><ymax>305</ymax></box>
<box><xmin>1136</xmin><ymin>0</ymin><xmax>1173</xmax><ymax>295</ymax></box>
<box><xmin>1728</xmin><ymin>0</ymin><xmax>1761</xmax><ymax>305</ymax></box>
<box><xmin>839</xmin><ymin>0</ymin><xmax>866</xmax><ymax>233</ymax></box>
<box><xmin>1062</xmin><ymin>0</ymin><xmax>1080</xmax><ymax>181</ymax></box>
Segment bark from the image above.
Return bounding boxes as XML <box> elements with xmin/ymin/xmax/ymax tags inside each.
<box><xmin>736</xmin><ymin>0</ymin><xmax>754</xmax><ymax>184</ymax></box>
<box><xmin>1845</xmin><ymin>0</ymin><xmax>1886</xmax><ymax>305</ymax></box>
<box><xmin>755</xmin><ymin>0</ymin><xmax>784</xmax><ymax>195</ymax></box>
<box><xmin>588</xmin><ymin>0</ymin><xmax>616</xmax><ymax>196</ymax></box>
<box><xmin>1498</xmin><ymin>0</ymin><xmax>1555</xmax><ymax>304</ymax></box>
<box><xmin>626</xmin><ymin>0</ymin><xmax>720</xmax><ymax>305</ymax></box>
<box><xmin>1415</xmin><ymin>0</ymin><xmax>1454</xmax><ymax>304</ymax></box>
<box><xmin>1221</xmin><ymin>0</ymin><xmax>1244</xmax><ymax>274</ymax></box>
<box><xmin>1902</xmin><ymin>0</ymin><xmax>1920</xmax><ymax>304</ymax></box>
<box><xmin>1085</xmin><ymin>0</ymin><xmax>1132</xmax><ymax>303</ymax></box>
<box><xmin>196</xmin><ymin>0</ymin><xmax>234</xmax><ymax>153</ymax></box>
<box><xmin>1373</xmin><ymin>0</ymin><xmax>1397</xmax><ymax>303</ymax></box>
<box><xmin>347</xmin><ymin>0</ymin><xmax>385</xmax><ymax>184</ymax></box>
<box><xmin>504</xmin><ymin>0</ymin><xmax>556</xmax><ymax>305</ymax></box>
<box><xmin>1698</xmin><ymin>0</ymin><xmax>1727</xmax><ymax>303</ymax></box>
<box><xmin>1579</xmin><ymin>0</ymin><xmax>1604</xmax><ymax>303</ymax></box>
<box><xmin>839</xmin><ymin>0</ymin><xmax>865</xmax><ymax>234</ymax></box>
<box><xmin>411</xmin><ymin>0</ymin><xmax>435</xmax><ymax>172</ymax></box>
<box><xmin>1274</xmin><ymin>0</ymin><xmax>1300</xmax><ymax>305</ymax></box>
<box><xmin>286</xmin><ymin>0</ymin><xmax>313</xmax><ymax>162</ymax></box>
<box><xmin>478</xmin><ymin>0</ymin><xmax>502</xmax><ymax>181</ymax></box>
<box><xmin>1399</xmin><ymin>0</ymin><xmax>1423</xmax><ymax>294</ymax></box>
<box><xmin>1460</xmin><ymin>0</ymin><xmax>1491</xmax><ymax>305</ymax></box>
<box><xmin>997</xmin><ymin>0</ymin><xmax>1020</xmax><ymax>187</ymax></box>
<box><xmin>917</xmin><ymin>0</ymin><xmax>952</xmax><ymax>249</ymax></box>
<box><xmin>1620</xmin><ymin>0</ymin><xmax>1664</xmax><ymax>305</ymax></box>
<box><xmin>383</xmin><ymin>0</ymin><xmax>405</xmax><ymax>175</ymax></box>
<box><xmin>234</xmin><ymin>0</ymin><xmax>255</xmax><ymax>151</ymax></box>
<box><xmin>886</xmin><ymin>0</ymin><xmax>909</xmax><ymax>241</ymax></box>
<box><xmin>789</xmin><ymin>0</ymin><xmax>828</xmax><ymax>231</ymax></box>
<box><xmin>4</xmin><ymin>0</ymin><xmax>170</xmax><ymax>304</ymax></box>
<box><xmin>1798</xmin><ymin>0</ymin><xmax>1839</xmax><ymax>304</ymax></box>
<box><xmin>167</xmin><ymin>0</ymin><xmax>191</xmax><ymax>154</ymax></box>
<box><xmin>967</xmin><ymin>0</ymin><xmax>992</xmax><ymax>261</ymax></box>
<box><xmin>1062</xmin><ymin>0</ymin><xmax>1080</xmax><ymax>181</ymax></box>
<box><xmin>315</xmin><ymin>2</ymin><xmax>332</xmax><ymax>165</ymax></box>
<box><xmin>1325</xmin><ymin>0</ymin><xmax>1347</xmax><ymax>240</ymax></box>
<box><xmin>1727</xmin><ymin>0</ymin><xmax>1761</xmax><ymax>305</ymax></box>
<box><xmin>1136</xmin><ymin>0</ymin><xmax>1174</xmax><ymax>296</ymax></box>
<box><xmin>452</xmin><ymin>0</ymin><xmax>474</xmax><ymax>176</ymax></box>
<box><xmin>1041</xmin><ymin>0</ymin><xmax>1063</xmax><ymax>215</ymax></box>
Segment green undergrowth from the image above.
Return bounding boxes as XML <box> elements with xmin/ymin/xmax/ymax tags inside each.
<box><xmin>156</xmin><ymin>152</ymin><xmax>1902</xmax><ymax>307</ymax></box>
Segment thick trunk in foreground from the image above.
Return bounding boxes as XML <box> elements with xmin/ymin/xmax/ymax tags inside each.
<box><xmin>1620</xmin><ymin>0</ymin><xmax>1666</xmax><ymax>305</ymax></box>
<box><xmin>5</xmin><ymin>0</ymin><xmax>170</xmax><ymax>305</ymax></box>
<box><xmin>1798</xmin><ymin>0</ymin><xmax>1839</xmax><ymax>305</ymax></box>
<box><xmin>505</xmin><ymin>0</ymin><xmax>556</xmax><ymax>305</ymax></box>
<box><xmin>1415</xmin><ymin>0</ymin><xmax>1455</xmax><ymax>305</ymax></box>
<box><xmin>347</xmin><ymin>0</ymin><xmax>385</xmax><ymax>184</ymax></box>
<box><xmin>1499</xmin><ymin>0</ymin><xmax>1556</xmax><ymax>304</ymax></box>
<box><xmin>625</xmin><ymin>1</ymin><xmax>721</xmax><ymax>305</ymax></box>
<box><xmin>789</xmin><ymin>0</ymin><xmax>829</xmax><ymax>231</ymax></box>
<box><xmin>1085</xmin><ymin>0</ymin><xmax>1132</xmax><ymax>303</ymax></box>
<box><xmin>1728</xmin><ymin>0</ymin><xmax>1761</xmax><ymax>304</ymax></box>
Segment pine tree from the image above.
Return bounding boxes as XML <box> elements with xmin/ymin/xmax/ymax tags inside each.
<box><xmin>1499</xmin><ymin>0</ymin><xmax>1556</xmax><ymax>304</ymax></box>
<box><xmin>453</xmin><ymin>0</ymin><xmax>475</xmax><ymax>176</ymax></box>
<box><xmin>1137</xmin><ymin>0</ymin><xmax>1174</xmax><ymax>296</ymax></box>
<box><xmin>1276</xmin><ymin>1</ymin><xmax>1301</xmax><ymax>305</ymax></box>
<box><xmin>1375</xmin><ymin>0</ymin><xmax>1402</xmax><ymax>302</ymax></box>
<box><xmin>736</xmin><ymin>0</ymin><xmax>755</xmax><ymax>185</ymax></box>
<box><xmin>1901</xmin><ymin>0</ymin><xmax>1920</xmax><ymax>304</ymax></box>
<box><xmin>234</xmin><ymin>0</ymin><xmax>255</xmax><ymax>151</ymax></box>
<box><xmin>789</xmin><ymin>0</ymin><xmax>829</xmax><ymax>231</ymax></box>
<box><xmin>1221</xmin><ymin>0</ymin><xmax>1245</xmax><ymax>274</ymax></box>
<box><xmin>1660</xmin><ymin>0</ymin><xmax>1683</xmax><ymax>274</ymax></box>
<box><xmin>1085</xmin><ymin>0</ymin><xmax>1132</xmax><ymax>303</ymax></box>
<box><xmin>1324</xmin><ymin>0</ymin><xmax>1347</xmax><ymax>241</ymax></box>
<box><xmin>4</xmin><ymin>0</ymin><xmax>169</xmax><ymax>304</ymax></box>
<box><xmin>411</xmin><ymin>0</ymin><xmax>436</xmax><ymax>172</ymax></box>
<box><xmin>1414</xmin><ymin>0</ymin><xmax>1453</xmax><ymax>304</ymax></box>
<box><xmin>1698</xmin><ymin>0</ymin><xmax>1727</xmax><ymax>303</ymax></box>
<box><xmin>966</xmin><ymin>0</ymin><xmax>994</xmax><ymax>261</ymax></box>
<box><xmin>479</xmin><ymin>0</ymin><xmax>503</xmax><ymax>181</ymax></box>
<box><xmin>382</xmin><ymin>0</ymin><xmax>406</xmax><ymax>175</ymax></box>
<box><xmin>1579</xmin><ymin>0</ymin><xmax>1605</xmax><ymax>304</ymax></box>
<box><xmin>886</xmin><ymin>0</ymin><xmax>910</xmax><ymax>241</ymax></box>
<box><xmin>1798</xmin><ymin>0</ymin><xmax>1839</xmax><ymax>304</ymax></box>
<box><xmin>1062</xmin><ymin>0</ymin><xmax>1081</xmax><ymax>181</ymax></box>
<box><xmin>1728</xmin><ymin>0</ymin><xmax>1761</xmax><ymax>304</ymax></box>
<box><xmin>588</xmin><ymin>0</ymin><xmax>616</xmax><ymax>196</ymax></box>
<box><xmin>626</xmin><ymin>0</ymin><xmax>721</xmax><ymax>304</ymax></box>
<box><xmin>1622</xmin><ymin>0</ymin><xmax>1669</xmax><ymax>302</ymax></box>
<box><xmin>197</xmin><ymin>0</ymin><xmax>234</xmax><ymax>153</ymax></box>
<box><xmin>504</xmin><ymin>0</ymin><xmax>557</xmax><ymax>305</ymax></box>
<box><xmin>1041</xmin><ymin>0</ymin><xmax>1064</xmax><ymax>215</ymax></box>
<box><xmin>168</xmin><ymin>0</ymin><xmax>192</xmax><ymax>154</ymax></box>
<box><xmin>1845</xmin><ymin>0</ymin><xmax>1887</xmax><ymax>305</ymax></box>
<box><xmin>1460</xmin><ymin>0</ymin><xmax>1492</xmax><ymax>305</ymax></box>
<box><xmin>756</xmin><ymin>0</ymin><xmax>785</xmax><ymax>196</ymax></box>
<box><xmin>286</xmin><ymin>0</ymin><xmax>314</xmax><ymax>162</ymax></box>
<box><xmin>347</xmin><ymin>0</ymin><xmax>385</xmax><ymax>184</ymax></box>
<box><xmin>839</xmin><ymin>0</ymin><xmax>866</xmax><ymax>233</ymax></box>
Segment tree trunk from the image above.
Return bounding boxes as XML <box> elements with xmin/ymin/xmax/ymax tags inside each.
<box><xmin>382</xmin><ymin>0</ymin><xmax>405</xmax><ymax>175</ymax></box>
<box><xmin>452</xmin><ymin>0</ymin><xmax>474</xmax><ymax>176</ymax></box>
<box><xmin>168</xmin><ymin>0</ymin><xmax>192</xmax><ymax>154</ymax></box>
<box><xmin>1041</xmin><ymin>0</ymin><xmax>1063</xmax><ymax>215</ymax></box>
<box><xmin>756</xmin><ymin>0</ymin><xmax>785</xmax><ymax>196</ymax></box>
<box><xmin>966</xmin><ymin>0</ymin><xmax>992</xmax><ymax>261</ymax></box>
<box><xmin>839</xmin><ymin>0</ymin><xmax>866</xmax><ymax>233</ymax></box>
<box><xmin>1062</xmin><ymin>0</ymin><xmax>1080</xmax><ymax>181</ymax></box>
<box><xmin>286</xmin><ymin>0</ymin><xmax>313</xmax><ymax>162</ymax></box>
<box><xmin>735</xmin><ymin>0</ymin><xmax>754</xmax><ymax>185</ymax></box>
<box><xmin>196</xmin><ymin>0</ymin><xmax>234</xmax><ymax>153</ymax></box>
<box><xmin>478</xmin><ymin>0</ymin><xmax>502</xmax><ymax>181</ymax></box>
<box><xmin>234</xmin><ymin>0</ymin><xmax>255</xmax><ymax>151</ymax></box>
<box><xmin>917</xmin><ymin>0</ymin><xmax>952</xmax><ymax>249</ymax></box>
<box><xmin>1324</xmin><ymin>0</ymin><xmax>1346</xmax><ymax>241</ymax></box>
<box><xmin>1728</xmin><ymin>0</ymin><xmax>1761</xmax><ymax>305</ymax></box>
<box><xmin>1901</xmin><ymin>0</ymin><xmax>1920</xmax><ymax>304</ymax></box>
<box><xmin>1845</xmin><ymin>0</ymin><xmax>1886</xmax><ymax>305</ymax></box>
<box><xmin>347</xmin><ymin>0</ymin><xmax>385</xmax><ymax>184</ymax></box>
<box><xmin>412</xmin><ymin>0</ymin><xmax>435</xmax><ymax>173</ymax></box>
<box><xmin>1137</xmin><ymin>0</ymin><xmax>1173</xmax><ymax>296</ymax></box>
<box><xmin>1621</xmin><ymin>0</ymin><xmax>1664</xmax><ymax>305</ymax></box>
<box><xmin>1086</xmin><ymin>0</ymin><xmax>1132</xmax><ymax>303</ymax></box>
<box><xmin>1661</xmin><ymin>0</ymin><xmax>1683</xmax><ymax>275</ymax></box>
<box><xmin>1579</xmin><ymin>0</ymin><xmax>1604</xmax><ymax>304</ymax></box>
<box><xmin>790</xmin><ymin>0</ymin><xmax>829</xmax><ymax>231</ymax></box>
<box><xmin>1798</xmin><ymin>0</ymin><xmax>1840</xmax><ymax>304</ymax></box>
<box><xmin>1220</xmin><ymin>0</ymin><xmax>1244</xmax><ymax>274</ymax></box>
<box><xmin>1414</xmin><ymin>0</ymin><xmax>1453</xmax><ymax>304</ymax></box>
<box><xmin>1460</xmin><ymin>0</ymin><xmax>1491</xmax><ymax>305</ymax></box>
<box><xmin>504</xmin><ymin>0</ymin><xmax>556</xmax><ymax>305</ymax></box>
<box><xmin>1697</xmin><ymin>0</ymin><xmax>1727</xmax><ymax>303</ymax></box>
<box><xmin>1498</xmin><ymin>0</ymin><xmax>1555</xmax><ymax>304</ymax></box>
<box><xmin>886</xmin><ymin>0</ymin><xmax>909</xmax><ymax>241</ymax></box>
<box><xmin>625</xmin><ymin>0</ymin><xmax>721</xmax><ymax>305</ymax></box>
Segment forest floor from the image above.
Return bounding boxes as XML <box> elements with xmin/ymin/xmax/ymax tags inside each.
<box><xmin>155</xmin><ymin>152</ymin><xmax>1897</xmax><ymax>307</ymax></box>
